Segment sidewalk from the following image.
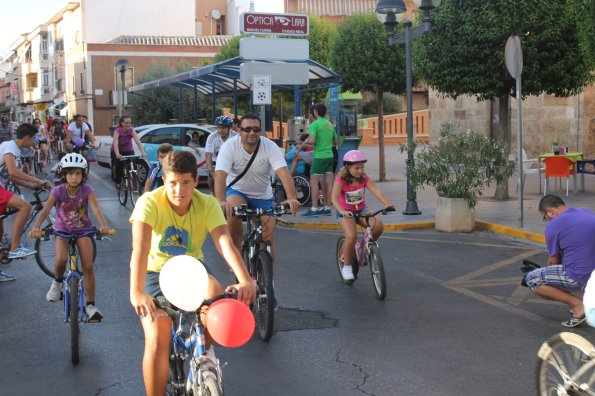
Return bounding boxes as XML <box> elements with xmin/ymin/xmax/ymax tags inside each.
<box><xmin>287</xmin><ymin>145</ymin><xmax>595</xmax><ymax>245</ymax></box>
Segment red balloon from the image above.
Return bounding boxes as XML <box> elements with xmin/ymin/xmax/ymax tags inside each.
<box><xmin>206</xmin><ymin>299</ymin><xmax>255</xmax><ymax>348</ymax></box>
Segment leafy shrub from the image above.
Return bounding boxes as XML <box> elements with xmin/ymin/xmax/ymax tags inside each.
<box><xmin>403</xmin><ymin>123</ymin><xmax>514</xmax><ymax>208</ymax></box>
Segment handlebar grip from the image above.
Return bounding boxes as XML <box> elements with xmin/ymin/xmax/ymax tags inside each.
<box><xmin>28</xmin><ymin>230</ymin><xmax>46</xmax><ymax>238</ymax></box>
<box><xmin>107</xmin><ymin>229</ymin><xmax>116</xmax><ymax>236</ymax></box>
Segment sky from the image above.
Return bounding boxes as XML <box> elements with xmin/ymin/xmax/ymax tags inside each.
<box><xmin>0</xmin><ymin>0</ymin><xmax>69</xmax><ymax>58</ymax></box>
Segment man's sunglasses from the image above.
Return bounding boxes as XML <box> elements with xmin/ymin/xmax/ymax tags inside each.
<box><xmin>240</xmin><ymin>126</ymin><xmax>261</xmax><ymax>133</ymax></box>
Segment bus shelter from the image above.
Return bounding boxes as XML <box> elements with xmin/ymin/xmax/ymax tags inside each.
<box><xmin>127</xmin><ymin>56</ymin><xmax>341</xmax><ymax>123</ymax></box>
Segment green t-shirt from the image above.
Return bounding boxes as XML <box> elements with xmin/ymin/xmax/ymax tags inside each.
<box><xmin>129</xmin><ymin>187</ymin><xmax>226</xmax><ymax>272</ymax></box>
<box><xmin>309</xmin><ymin>118</ymin><xmax>336</xmax><ymax>159</ymax></box>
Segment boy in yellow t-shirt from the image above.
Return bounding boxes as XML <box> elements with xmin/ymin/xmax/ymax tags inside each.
<box><xmin>129</xmin><ymin>151</ymin><xmax>255</xmax><ymax>396</ymax></box>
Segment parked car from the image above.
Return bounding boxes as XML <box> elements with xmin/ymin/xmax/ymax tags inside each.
<box><xmin>95</xmin><ymin>123</ymin><xmax>217</xmax><ymax>183</ymax></box>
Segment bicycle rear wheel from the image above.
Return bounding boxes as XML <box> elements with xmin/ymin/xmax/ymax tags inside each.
<box><xmin>253</xmin><ymin>250</ymin><xmax>275</xmax><ymax>341</ymax></box>
<box><xmin>129</xmin><ymin>173</ymin><xmax>141</xmax><ymax>206</ymax></box>
<box><xmin>335</xmin><ymin>237</ymin><xmax>358</xmax><ymax>282</ymax></box>
<box><xmin>69</xmin><ymin>276</ymin><xmax>80</xmax><ymax>365</ymax></box>
<box><xmin>536</xmin><ymin>332</ymin><xmax>595</xmax><ymax>395</ymax></box>
<box><xmin>117</xmin><ymin>176</ymin><xmax>128</xmax><ymax>206</ymax></box>
<box><xmin>292</xmin><ymin>175</ymin><xmax>311</xmax><ymax>207</ymax></box>
<box><xmin>368</xmin><ymin>245</ymin><xmax>387</xmax><ymax>300</ymax></box>
<box><xmin>35</xmin><ymin>233</ymin><xmax>97</xmax><ymax>278</ymax></box>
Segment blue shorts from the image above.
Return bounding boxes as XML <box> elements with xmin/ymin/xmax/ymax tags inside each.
<box><xmin>145</xmin><ymin>265</ymin><xmax>213</xmax><ymax>298</ymax></box>
<box><xmin>226</xmin><ymin>187</ymin><xmax>274</xmax><ymax>210</ymax></box>
<box><xmin>525</xmin><ymin>265</ymin><xmax>585</xmax><ymax>292</ymax></box>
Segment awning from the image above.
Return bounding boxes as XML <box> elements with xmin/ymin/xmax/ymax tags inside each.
<box><xmin>128</xmin><ymin>56</ymin><xmax>341</xmax><ymax>96</ymax></box>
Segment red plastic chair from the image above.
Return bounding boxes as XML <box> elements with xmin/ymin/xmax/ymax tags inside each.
<box><xmin>543</xmin><ymin>156</ymin><xmax>576</xmax><ymax>196</ymax></box>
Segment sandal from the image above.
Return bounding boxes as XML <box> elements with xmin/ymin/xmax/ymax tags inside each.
<box><xmin>561</xmin><ymin>316</ymin><xmax>586</xmax><ymax>328</ymax></box>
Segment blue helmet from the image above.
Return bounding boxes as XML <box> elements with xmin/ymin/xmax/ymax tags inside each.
<box><xmin>215</xmin><ymin>116</ymin><xmax>233</xmax><ymax>128</ymax></box>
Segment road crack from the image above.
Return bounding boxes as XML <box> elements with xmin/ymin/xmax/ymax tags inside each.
<box><xmin>95</xmin><ymin>377</ymin><xmax>135</xmax><ymax>395</ymax></box>
<box><xmin>335</xmin><ymin>352</ymin><xmax>374</xmax><ymax>395</ymax></box>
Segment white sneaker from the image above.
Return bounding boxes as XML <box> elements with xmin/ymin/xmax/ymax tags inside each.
<box><xmin>341</xmin><ymin>266</ymin><xmax>355</xmax><ymax>282</ymax></box>
<box><xmin>85</xmin><ymin>304</ymin><xmax>103</xmax><ymax>323</ymax></box>
<box><xmin>46</xmin><ymin>280</ymin><xmax>63</xmax><ymax>302</ymax></box>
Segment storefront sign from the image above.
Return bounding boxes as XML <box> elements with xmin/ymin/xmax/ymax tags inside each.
<box><xmin>240</xmin><ymin>13</ymin><xmax>309</xmax><ymax>36</ymax></box>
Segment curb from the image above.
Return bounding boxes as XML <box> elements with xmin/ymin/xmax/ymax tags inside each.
<box><xmin>282</xmin><ymin>219</ymin><xmax>545</xmax><ymax>244</ymax></box>
<box><xmin>475</xmin><ymin>220</ymin><xmax>545</xmax><ymax>244</ymax></box>
<box><xmin>284</xmin><ymin>221</ymin><xmax>435</xmax><ymax>231</ymax></box>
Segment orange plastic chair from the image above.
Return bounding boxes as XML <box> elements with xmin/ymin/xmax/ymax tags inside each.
<box><xmin>543</xmin><ymin>156</ymin><xmax>576</xmax><ymax>196</ymax></box>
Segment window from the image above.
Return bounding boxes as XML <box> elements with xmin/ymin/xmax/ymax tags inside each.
<box><xmin>140</xmin><ymin>127</ymin><xmax>182</xmax><ymax>145</ymax></box>
<box><xmin>41</xmin><ymin>35</ymin><xmax>48</xmax><ymax>55</ymax></box>
<box><xmin>185</xmin><ymin>128</ymin><xmax>209</xmax><ymax>147</ymax></box>
<box><xmin>216</xmin><ymin>17</ymin><xmax>225</xmax><ymax>35</ymax></box>
<box><xmin>26</xmin><ymin>73</ymin><xmax>38</xmax><ymax>91</ymax></box>
<box><xmin>42</xmin><ymin>69</ymin><xmax>49</xmax><ymax>90</ymax></box>
<box><xmin>114</xmin><ymin>66</ymin><xmax>134</xmax><ymax>91</ymax></box>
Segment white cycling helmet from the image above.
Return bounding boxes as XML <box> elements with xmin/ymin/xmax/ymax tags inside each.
<box><xmin>60</xmin><ymin>153</ymin><xmax>87</xmax><ymax>169</ymax></box>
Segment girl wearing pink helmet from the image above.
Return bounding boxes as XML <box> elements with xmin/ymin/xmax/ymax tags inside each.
<box><xmin>331</xmin><ymin>150</ymin><xmax>394</xmax><ymax>283</ymax></box>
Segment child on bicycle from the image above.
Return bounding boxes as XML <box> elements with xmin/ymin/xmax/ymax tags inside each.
<box><xmin>130</xmin><ymin>151</ymin><xmax>256</xmax><ymax>396</ymax></box>
<box><xmin>20</xmin><ymin>146</ymin><xmax>32</xmax><ymax>175</ymax></box>
<box><xmin>31</xmin><ymin>153</ymin><xmax>110</xmax><ymax>322</ymax></box>
<box><xmin>144</xmin><ymin>143</ymin><xmax>173</xmax><ymax>192</ymax></box>
<box><xmin>331</xmin><ymin>150</ymin><xmax>394</xmax><ymax>283</ymax></box>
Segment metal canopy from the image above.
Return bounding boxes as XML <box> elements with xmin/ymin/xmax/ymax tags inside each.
<box><xmin>127</xmin><ymin>56</ymin><xmax>341</xmax><ymax>96</ymax></box>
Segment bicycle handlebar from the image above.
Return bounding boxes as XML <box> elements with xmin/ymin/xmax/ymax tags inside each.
<box><xmin>339</xmin><ymin>206</ymin><xmax>396</xmax><ymax>218</ymax></box>
<box><xmin>232</xmin><ymin>204</ymin><xmax>290</xmax><ymax>218</ymax></box>
<box><xmin>29</xmin><ymin>227</ymin><xmax>116</xmax><ymax>239</ymax></box>
<box><xmin>154</xmin><ymin>290</ymin><xmax>238</xmax><ymax>316</ymax></box>
<box><xmin>119</xmin><ymin>155</ymin><xmax>141</xmax><ymax>161</ymax></box>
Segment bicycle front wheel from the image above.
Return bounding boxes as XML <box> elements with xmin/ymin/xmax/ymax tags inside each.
<box><xmin>129</xmin><ymin>173</ymin><xmax>141</xmax><ymax>206</ymax></box>
<box><xmin>536</xmin><ymin>332</ymin><xmax>595</xmax><ymax>395</ymax></box>
<box><xmin>196</xmin><ymin>370</ymin><xmax>222</xmax><ymax>396</ymax></box>
<box><xmin>69</xmin><ymin>276</ymin><xmax>80</xmax><ymax>365</ymax></box>
<box><xmin>254</xmin><ymin>250</ymin><xmax>275</xmax><ymax>341</ymax></box>
<box><xmin>35</xmin><ymin>234</ymin><xmax>97</xmax><ymax>278</ymax></box>
<box><xmin>368</xmin><ymin>245</ymin><xmax>387</xmax><ymax>300</ymax></box>
<box><xmin>117</xmin><ymin>176</ymin><xmax>128</xmax><ymax>206</ymax></box>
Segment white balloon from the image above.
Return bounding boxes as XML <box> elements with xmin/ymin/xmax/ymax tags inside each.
<box><xmin>159</xmin><ymin>255</ymin><xmax>209</xmax><ymax>311</ymax></box>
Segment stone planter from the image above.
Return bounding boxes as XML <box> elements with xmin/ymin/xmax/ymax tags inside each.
<box><xmin>435</xmin><ymin>197</ymin><xmax>475</xmax><ymax>233</ymax></box>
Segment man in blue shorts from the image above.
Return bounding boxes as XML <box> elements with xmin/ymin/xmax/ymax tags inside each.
<box><xmin>525</xmin><ymin>195</ymin><xmax>595</xmax><ymax>328</ymax></box>
<box><xmin>214</xmin><ymin>113</ymin><xmax>299</xmax><ymax>265</ymax></box>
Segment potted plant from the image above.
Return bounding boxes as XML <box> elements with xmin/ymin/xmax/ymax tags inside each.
<box><xmin>403</xmin><ymin>123</ymin><xmax>514</xmax><ymax>232</ymax></box>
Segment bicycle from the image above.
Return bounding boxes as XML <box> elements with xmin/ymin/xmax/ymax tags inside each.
<box><xmin>32</xmin><ymin>227</ymin><xmax>114</xmax><ymax>365</ymax></box>
<box><xmin>117</xmin><ymin>155</ymin><xmax>142</xmax><ymax>207</ymax></box>
<box><xmin>536</xmin><ymin>331</ymin><xmax>595</xmax><ymax>395</ymax></box>
<box><xmin>0</xmin><ymin>190</ymin><xmax>54</xmax><ymax>264</ymax></box>
<box><xmin>335</xmin><ymin>207</ymin><xmax>395</xmax><ymax>300</ymax></box>
<box><xmin>232</xmin><ymin>204</ymin><xmax>289</xmax><ymax>341</ymax></box>
<box><xmin>155</xmin><ymin>292</ymin><xmax>239</xmax><ymax>396</ymax></box>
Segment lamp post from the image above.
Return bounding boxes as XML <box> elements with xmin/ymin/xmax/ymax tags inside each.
<box><xmin>116</xmin><ymin>58</ymin><xmax>128</xmax><ymax>118</ymax></box>
<box><xmin>376</xmin><ymin>0</ymin><xmax>440</xmax><ymax>215</ymax></box>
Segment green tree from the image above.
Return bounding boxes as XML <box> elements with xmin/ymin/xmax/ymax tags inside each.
<box><xmin>305</xmin><ymin>14</ymin><xmax>337</xmax><ymax>67</ymax></box>
<box><xmin>330</xmin><ymin>13</ymin><xmax>406</xmax><ymax>181</ymax></box>
<box><xmin>214</xmin><ymin>35</ymin><xmax>243</xmax><ymax>62</ymax></box>
<box><xmin>415</xmin><ymin>0</ymin><xmax>593</xmax><ymax>199</ymax></box>
<box><xmin>130</xmin><ymin>61</ymin><xmax>203</xmax><ymax>125</ymax></box>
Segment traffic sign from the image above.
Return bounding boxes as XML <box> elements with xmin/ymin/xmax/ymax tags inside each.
<box><xmin>252</xmin><ymin>75</ymin><xmax>271</xmax><ymax>105</ymax></box>
<box><xmin>240</xmin><ymin>12</ymin><xmax>309</xmax><ymax>36</ymax></box>
<box><xmin>240</xmin><ymin>38</ymin><xmax>309</xmax><ymax>61</ymax></box>
<box><xmin>240</xmin><ymin>62</ymin><xmax>309</xmax><ymax>85</ymax></box>
<box><xmin>505</xmin><ymin>36</ymin><xmax>523</xmax><ymax>79</ymax></box>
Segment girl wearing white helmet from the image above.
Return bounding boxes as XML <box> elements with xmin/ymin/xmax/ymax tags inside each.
<box><xmin>31</xmin><ymin>153</ymin><xmax>111</xmax><ymax>322</ymax></box>
<box><xmin>331</xmin><ymin>150</ymin><xmax>394</xmax><ymax>283</ymax></box>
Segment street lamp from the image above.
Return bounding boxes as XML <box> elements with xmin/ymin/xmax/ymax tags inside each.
<box><xmin>376</xmin><ymin>0</ymin><xmax>441</xmax><ymax>215</ymax></box>
<box><xmin>116</xmin><ymin>58</ymin><xmax>129</xmax><ymax>118</ymax></box>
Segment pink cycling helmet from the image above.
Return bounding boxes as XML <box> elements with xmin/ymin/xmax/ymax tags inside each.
<box><xmin>343</xmin><ymin>150</ymin><xmax>367</xmax><ymax>164</ymax></box>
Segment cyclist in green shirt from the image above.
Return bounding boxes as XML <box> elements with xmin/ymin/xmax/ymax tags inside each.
<box><xmin>302</xmin><ymin>103</ymin><xmax>337</xmax><ymax>217</ymax></box>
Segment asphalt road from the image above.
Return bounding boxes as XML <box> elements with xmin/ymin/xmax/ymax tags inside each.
<box><xmin>0</xmin><ymin>165</ymin><xmax>591</xmax><ymax>396</ymax></box>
